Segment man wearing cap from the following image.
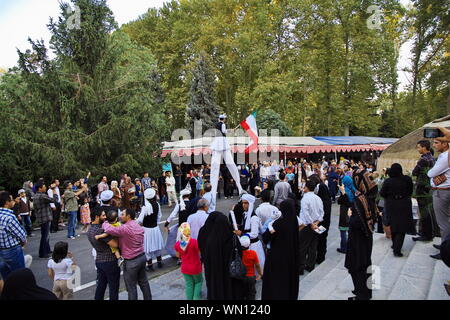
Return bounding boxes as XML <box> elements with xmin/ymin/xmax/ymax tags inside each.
<box><xmin>14</xmin><ymin>189</ymin><xmax>33</xmax><ymax>236</ymax></box>
<box><xmin>209</xmin><ymin>114</ymin><xmax>246</xmax><ymax>211</ymax></box>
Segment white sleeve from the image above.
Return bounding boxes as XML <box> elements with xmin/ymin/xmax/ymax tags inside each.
<box><xmin>167</xmin><ymin>203</ymin><xmax>180</xmax><ymax>223</ymax></box>
<box><xmin>48</xmin><ymin>190</ymin><xmax>55</xmax><ymax>209</ymax></box>
<box><xmin>249</xmin><ymin>216</ymin><xmax>260</xmax><ymax>239</ymax></box>
<box><xmin>427</xmin><ymin>152</ymin><xmax>449</xmax><ymax>177</ymax></box>
<box><xmin>137</xmin><ymin>207</ymin><xmax>146</xmax><ymax>224</ymax></box>
<box><xmin>157</xmin><ymin>204</ymin><xmax>162</xmax><ymax>223</ymax></box>
<box><xmin>221</xmin><ymin>123</ymin><xmax>227</xmax><ymax>134</ymax></box>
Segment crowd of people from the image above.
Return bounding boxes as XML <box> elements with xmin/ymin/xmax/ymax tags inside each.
<box><xmin>0</xmin><ymin>129</ymin><xmax>449</xmax><ymax>300</ymax></box>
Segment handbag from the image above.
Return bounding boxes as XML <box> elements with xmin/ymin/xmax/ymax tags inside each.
<box><xmin>229</xmin><ymin>234</ymin><xmax>247</xmax><ymax>280</ymax></box>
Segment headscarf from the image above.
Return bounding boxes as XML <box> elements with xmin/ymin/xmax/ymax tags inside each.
<box><xmin>241</xmin><ymin>194</ymin><xmax>256</xmax><ymax>231</ymax></box>
<box><xmin>1</xmin><ymin>268</ymin><xmax>58</xmax><ymax>300</ymax></box>
<box><xmin>144</xmin><ymin>188</ymin><xmax>158</xmax><ymax>217</ymax></box>
<box><xmin>179</xmin><ymin>188</ymin><xmax>191</xmax><ymax>211</ymax></box>
<box><xmin>388</xmin><ymin>163</ymin><xmax>403</xmax><ymax>178</ymax></box>
<box><xmin>178</xmin><ymin>222</ymin><xmax>191</xmax><ymax>251</ymax></box>
<box><xmin>342</xmin><ymin>175</ymin><xmax>357</xmax><ymax>203</ymax></box>
<box><xmin>353</xmin><ymin>169</ymin><xmax>377</xmax><ymax>195</ymax></box>
<box><xmin>239</xmin><ymin>234</ymin><xmax>251</xmax><ymax>249</ymax></box>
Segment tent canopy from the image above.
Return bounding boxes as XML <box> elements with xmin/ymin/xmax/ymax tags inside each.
<box><xmin>161</xmin><ymin>136</ymin><xmax>398</xmax><ymax>157</ymax></box>
<box><xmin>377</xmin><ymin>115</ymin><xmax>450</xmax><ymax>173</ymax></box>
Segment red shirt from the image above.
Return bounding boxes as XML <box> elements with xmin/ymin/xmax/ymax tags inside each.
<box><xmin>175</xmin><ymin>239</ymin><xmax>202</xmax><ymax>275</ymax></box>
<box><xmin>242</xmin><ymin>249</ymin><xmax>259</xmax><ymax>277</ymax></box>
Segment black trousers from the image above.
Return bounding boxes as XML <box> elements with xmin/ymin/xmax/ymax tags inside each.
<box><xmin>350</xmin><ymin>270</ymin><xmax>372</xmax><ymax>300</ymax></box>
<box><xmin>316</xmin><ymin>201</ymin><xmax>331</xmax><ymax>263</ymax></box>
<box><xmin>39</xmin><ymin>221</ymin><xmax>51</xmax><ymax>258</ymax></box>
<box><xmin>299</xmin><ymin>226</ymin><xmax>318</xmax><ymax>272</ymax></box>
<box><xmin>392</xmin><ymin>232</ymin><xmax>405</xmax><ymax>254</ymax></box>
<box><xmin>376</xmin><ymin>207</ymin><xmax>384</xmax><ymax>233</ymax></box>
<box><xmin>50</xmin><ymin>208</ymin><xmax>61</xmax><ymax>232</ymax></box>
<box><xmin>417</xmin><ymin>198</ymin><xmax>435</xmax><ymax>240</ymax></box>
<box><xmin>242</xmin><ymin>276</ymin><xmax>256</xmax><ymax>300</ymax></box>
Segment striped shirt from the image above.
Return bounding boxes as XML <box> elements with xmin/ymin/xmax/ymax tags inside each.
<box><xmin>0</xmin><ymin>208</ymin><xmax>27</xmax><ymax>249</ymax></box>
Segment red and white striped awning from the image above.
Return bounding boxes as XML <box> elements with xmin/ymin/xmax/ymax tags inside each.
<box><xmin>161</xmin><ymin>137</ymin><xmax>395</xmax><ymax>157</ymax></box>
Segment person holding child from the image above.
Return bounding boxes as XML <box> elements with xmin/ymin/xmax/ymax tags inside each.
<box><xmin>95</xmin><ymin>210</ymin><xmax>125</xmax><ymax>267</ymax></box>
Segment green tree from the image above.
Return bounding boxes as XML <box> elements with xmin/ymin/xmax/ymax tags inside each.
<box><xmin>187</xmin><ymin>54</ymin><xmax>220</xmax><ymax>134</ymax></box>
<box><xmin>256</xmin><ymin>109</ymin><xmax>292</xmax><ymax>136</ymax></box>
<box><xmin>0</xmin><ymin>0</ymin><xmax>169</xmax><ymax>190</ymax></box>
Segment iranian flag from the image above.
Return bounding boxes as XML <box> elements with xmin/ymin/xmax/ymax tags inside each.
<box><xmin>240</xmin><ymin>111</ymin><xmax>259</xmax><ymax>153</ymax></box>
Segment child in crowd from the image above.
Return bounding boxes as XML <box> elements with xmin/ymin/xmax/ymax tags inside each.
<box><xmin>80</xmin><ymin>198</ymin><xmax>91</xmax><ymax>233</ymax></box>
<box><xmin>175</xmin><ymin>223</ymin><xmax>203</xmax><ymax>300</ymax></box>
<box><xmin>240</xmin><ymin>235</ymin><xmax>263</xmax><ymax>300</ymax></box>
<box><xmin>95</xmin><ymin>210</ymin><xmax>124</xmax><ymax>267</ymax></box>
<box><xmin>47</xmin><ymin>242</ymin><xmax>76</xmax><ymax>300</ymax></box>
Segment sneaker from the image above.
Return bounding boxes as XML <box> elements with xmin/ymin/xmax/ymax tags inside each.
<box><xmin>118</xmin><ymin>257</ymin><xmax>125</xmax><ymax>268</ymax></box>
<box><xmin>70</xmin><ymin>236</ymin><xmax>76</xmax><ymax>240</ymax></box>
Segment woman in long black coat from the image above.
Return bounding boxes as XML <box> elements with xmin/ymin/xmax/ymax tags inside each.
<box><xmin>345</xmin><ymin>169</ymin><xmax>376</xmax><ymax>300</ymax></box>
<box><xmin>198</xmin><ymin>211</ymin><xmax>243</xmax><ymax>300</ymax></box>
<box><xmin>379</xmin><ymin>163</ymin><xmax>414</xmax><ymax>257</ymax></box>
<box><xmin>261</xmin><ymin>199</ymin><xmax>300</xmax><ymax>300</ymax></box>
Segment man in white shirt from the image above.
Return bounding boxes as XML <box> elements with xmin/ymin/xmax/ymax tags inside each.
<box><xmin>165</xmin><ymin>171</ymin><xmax>177</xmax><ymax>207</ymax></box>
<box><xmin>202</xmin><ymin>183</ymin><xmax>214</xmax><ymax>213</ymax></box>
<box><xmin>427</xmin><ymin>137</ymin><xmax>450</xmax><ymax>259</ymax></box>
<box><xmin>48</xmin><ymin>180</ymin><xmax>62</xmax><ymax>233</ymax></box>
<box><xmin>187</xmin><ymin>199</ymin><xmax>210</xmax><ymax>240</ymax></box>
<box><xmin>298</xmin><ymin>180</ymin><xmax>324</xmax><ymax>275</ymax></box>
<box><xmin>255</xmin><ymin>189</ymin><xmax>280</xmax><ymax>225</ymax></box>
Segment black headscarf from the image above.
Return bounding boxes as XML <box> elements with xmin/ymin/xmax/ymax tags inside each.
<box><xmin>1</xmin><ymin>268</ymin><xmax>58</xmax><ymax>300</ymax></box>
<box><xmin>198</xmin><ymin>211</ymin><xmax>239</xmax><ymax>300</ymax></box>
<box><xmin>388</xmin><ymin>163</ymin><xmax>403</xmax><ymax>178</ymax></box>
<box><xmin>261</xmin><ymin>199</ymin><xmax>300</xmax><ymax>300</ymax></box>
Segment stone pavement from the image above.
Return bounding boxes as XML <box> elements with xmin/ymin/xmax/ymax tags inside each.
<box><xmin>118</xmin><ymin>204</ymin><xmax>450</xmax><ymax>300</ymax></box>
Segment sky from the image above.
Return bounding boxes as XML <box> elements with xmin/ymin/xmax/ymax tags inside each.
<box><xmin>0</xmin><ymin>0</ymin><xmax>413</xmax><ymax>91</ymax></box>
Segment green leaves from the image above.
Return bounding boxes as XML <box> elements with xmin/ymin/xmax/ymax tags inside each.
<box><xmin>0</xmin><ymin>0</ymin><xmax>169</xmax><ymax>190</ymax></box>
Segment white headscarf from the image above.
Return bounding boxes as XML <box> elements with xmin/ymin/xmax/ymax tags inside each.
<box><xmin>241</xmin><ymin>194</ymin><xmax>256</xmax><ymax>231</ymax></box>
<box><xmin>144</xmin><ymin>188</ymin><xmax>156</xmax><ymax>210</ymax></box>
<box><xmin>179</xmin><ymin>188</ymin><xmax>191</xmax><ymax>211</ymax></box>
<box><xmin>268</xmin><ymin>208</ymin><xmax>282</xmax><ymax>231</ymax></box>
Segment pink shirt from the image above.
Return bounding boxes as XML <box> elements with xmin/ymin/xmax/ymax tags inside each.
<box><xmin>102</xmin><ymin>220</ymin><xmax>144</xmax><ymax>260</ymax></box>
<box><xmin>174</xmin><ymin>239</ymin><xmax>202</xmax><ymax>275</ymax></box>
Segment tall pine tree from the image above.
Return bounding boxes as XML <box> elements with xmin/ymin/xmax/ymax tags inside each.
<box><xmin>187</xmin><ymin>54</ymin><xmax>220</xmax><ymax>134</ymax></box>
<box><xmin>0</xmin><ymin>0</ymin><xmax>169</xmax><ymax>190</ymax></box>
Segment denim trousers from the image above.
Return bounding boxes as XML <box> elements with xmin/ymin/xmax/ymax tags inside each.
<box><xmin>67</xmin><ymin>211</ymin><xmax>78</xmax><ymax>238</ymax></box>
<box><xmin>95</xmin><ymin>260</ymin><xmax>121</xmax><ymax>300</ymax></box>
<box><xmin>20</xmin><ymin>215</ymin><xmax>33</xmax><ymax>235</ymax></box>
<box><xmin>39</xmin><ymin>221</ymin><xmax>51</xmax><ymax>257</ymax></box>
<box><xmin>0</xmin><ymin>245</ymin><xmax>25</xmax><ymax>279</ymax></box>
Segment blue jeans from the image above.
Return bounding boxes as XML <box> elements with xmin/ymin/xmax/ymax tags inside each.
<box><xmin>20</xmin><ymin>215</ymin><xmax>32</xmax><ymax>235</ymax></box>
<box><xmin>0</xmin><ymin>245</ymin><xmax>25</xmax><ymax>279</ymax></box>
<box><xmin>67</xmin><ymin>211</ymin><xmax>78</xmax><ymax>238</ymax></box>
<box><xmin>340</xmin><ymin>230</ymin><xmax>348</xmax><ymax>252</ymax></box>
<box><xmin>39</xmin><ymin>221</ymin><xmax>51</xmax><ymax>258</ymax></box>
<box><xmin>95</xmin><ymin>261</ymin><xmax>121</xmax><ymax>300</ymax></box>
